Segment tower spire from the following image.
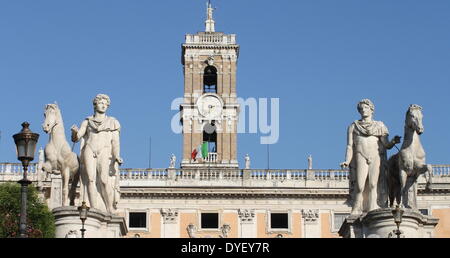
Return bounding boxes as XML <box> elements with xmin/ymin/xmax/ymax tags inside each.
<box><xmin>205</xmin><ymin>0</ymin><xmax>215</xmax><ymax>32</ymax></box>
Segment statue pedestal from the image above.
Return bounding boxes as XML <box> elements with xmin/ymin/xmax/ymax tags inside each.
<box><xmin>53</xmin><ymin>207</ymin><xmax>128</xmax><ymax>238</ymax></box>
<box><xmin>339</xmin><ymin>208</ymin><xmax>438</xmax><ymax>238</ymax></box>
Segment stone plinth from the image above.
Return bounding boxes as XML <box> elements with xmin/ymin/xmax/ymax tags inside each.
<box><xmin>53</xmin><ymin>207</ymin><xmax>128</xmax><ymax>238</ymax></box>
<box><xmin>339</xmin><ymin>208</ymin><xmax>439</xmax><ymax>238</ymax></box>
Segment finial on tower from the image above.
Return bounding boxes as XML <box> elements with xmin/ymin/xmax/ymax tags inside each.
<box><xmin>205</xmin><ymin>0</ymin><xmax>215</xmax><ymax>32</ymax></box>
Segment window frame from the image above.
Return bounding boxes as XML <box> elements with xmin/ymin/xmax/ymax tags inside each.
<box><xmin>127</xmin><ymin>209</ymin><xmax>150</xmax><ymax>232</ymax></box>
<box><xmin>198</xmin><ymin>210</ymin><xmax>222</xmax><ymax>232</ymax></box>
<box><xmin>266</xmin><ymin>210</ymin><xmax>292</xmax><ymax>234</ymax></box>
<box><xmin>331</xmin><ymin>211</ymin><xmax>350</xmax><ymax>233</ymax></box>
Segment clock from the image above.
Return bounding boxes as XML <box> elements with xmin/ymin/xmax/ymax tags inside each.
<box><xmin>197</xmin><ymin>94</ymin><xmax>223</xmax><ymax>120</ymax></box>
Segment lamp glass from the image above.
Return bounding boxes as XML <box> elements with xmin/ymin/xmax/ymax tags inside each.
<box><xmin>393</xmin><ymin>208</ymin><xmax>404</xmax><ymax>224</ymax></box>
<box><xmin>13</xmin><ymin>122</ymin><xmax>39</xmax><ymax>161</ymax></box>
<box><xmin>26</xmin><ymin>140</ymin><xmax>37</xmax><ymax>160</ymax></box>
<box><xmin>80</xmin><ymin>209</ymin><xmax>88</xmax><ymax>220</ymax></box>
<box><xmin>16</xmin><ymin>139</ymin><xmax>27</xmax><ymax>159</ymax></box>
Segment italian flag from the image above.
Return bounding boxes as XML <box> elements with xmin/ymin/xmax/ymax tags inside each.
<box><xmin>201</xmin><ymin>142</ymin><xmax>209</xmax><ymax>159</ymax></box>
<box><xmin>192</xmin><ymin>142</ymin><xmax>209</xmax><ymax>160</ymax></box>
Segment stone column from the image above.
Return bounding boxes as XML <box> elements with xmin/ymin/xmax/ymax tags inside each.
<box><xmin>301</xmin><ymin>209</ymin><xmax>321</xmax><ymax>238</ymax></box>
<box><xmin>238</xmin><ymin>209</ymin><xmax>256</xmax><ymax>238</ymax></box>
<box><xmin>161</xmin><ymin>209</ymin><xmax>179</xmax><ymax>238</ymax></box>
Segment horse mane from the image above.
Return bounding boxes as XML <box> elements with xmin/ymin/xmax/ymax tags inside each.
<box><xmin>408</xmin><ymin>104</ymin><xmax>422</xmax><ymax>114</ymax></box>
<box><xmin>405</xmin><ymin>104</ymin><xmax>423</xmax><ymax>126</ymax></box>
<box><xmin>45</xmin><ymin>103</ymin><xmax>64</xmax><ymax>126</ymax></box>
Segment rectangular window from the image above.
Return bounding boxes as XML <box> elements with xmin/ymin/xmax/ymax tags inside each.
<box><xmin>419</xmin><ymin>209</ymin><xmax>429</xmax><ymax>216</ymax></box>
<box><xmin>201</xmin><ymin>213</ymin><xmax>219</xmax><ymax>229</ymax></box>
<box><xmin>334</xmin><ymin>213</ymin><xmax>349</xmax><ymax>231</ymax></box>
<box><xmin>129</xmin><ymin>212</ymin><xmax>147</xmax><ymax>228</ymax></box>
<box><xmin>271</xmin><ymin>213</ymin><xmax>289</xmax><ymax>229</ymax></box>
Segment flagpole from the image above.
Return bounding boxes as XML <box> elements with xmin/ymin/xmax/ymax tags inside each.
<box><xmin>149</xmin><ymin>136</ymin><xmax>152</xmax><ymax>169</ymax></box>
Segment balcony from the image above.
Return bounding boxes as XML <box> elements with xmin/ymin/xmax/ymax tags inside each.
<box><xmin>1</xmin><ymin>163</ymin><xmax>449</xmax><ymax>190</ymax></box>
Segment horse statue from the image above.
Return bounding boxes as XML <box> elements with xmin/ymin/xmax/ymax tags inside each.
<box><xmin>387</xmin><ymin>104</ymin><xmax>433</xmax><ymax>209</ymax></box>
<box><xmin>42</xmin><ymin>103</ymin><xmax>80</xmax><ymax>206</ymax></box>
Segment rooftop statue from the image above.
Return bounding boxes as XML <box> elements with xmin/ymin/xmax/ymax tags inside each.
<box><xmin>341</xmin><ymin>99</ymin><xmax>401</xmax><ymax>215</ymax></box>
<box><xmin>387</xmin><ymin>105</ymin><xmax>433</xmax><ymax>209</ymax></box>
<box><xmin>42</xmin><ymin>103</ymin><xmax>80</xmax><ymax>206</ymax></box>
<box><xmin>245</xmin><ymin>154</ymin><xmax>251</xmax><ymax>169</ymax></box>
<box><xmin>71</xmin><ymin>94</ymin><xmax>123</xmax><ymax>214</ymax></box>
<box><xmin>170</xmin><ymin>154</ymin><xmax>176</xmax><ymax>168</ymax></box>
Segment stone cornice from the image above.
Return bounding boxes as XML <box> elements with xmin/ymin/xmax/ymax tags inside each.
<box><xmin>119</xmin><ymin>187</ymin><xmax>350</xmax><ymax>199</ymax></box>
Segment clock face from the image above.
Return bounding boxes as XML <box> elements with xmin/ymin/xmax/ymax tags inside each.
<box><xmin>197</xmin><ymin>94</ymin><xmax>223</xmax><ymax>120</ymax></box>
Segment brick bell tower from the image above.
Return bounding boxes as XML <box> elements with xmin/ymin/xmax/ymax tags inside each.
<box><xmin>180</xmin><ymin>1</ymin><xmax>240</xmax><ymax>168</ymax></box>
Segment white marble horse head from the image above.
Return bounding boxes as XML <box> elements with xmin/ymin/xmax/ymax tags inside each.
<box><xmin>406</xmin><ymin>104</ymin><xmax>424</xmax><ymax>135</ymax></box>
<box><xmin>42</xmin><ymin>103</ymin><xmax>62</xmax><ymax>134</ymax></box>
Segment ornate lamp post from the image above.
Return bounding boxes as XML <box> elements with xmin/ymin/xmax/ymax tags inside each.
<box><xmin>78</xmin><ymin>201</ymin><xmax>89</xmax><ymax>238</ymax></box>
<box><xmin>13</xmin><ymin>122</ymin><xmax>39</xmax><ymax>238</ymax></box>
<box><xmin>391</xmin><ymin>205</ymin><xmax>404</xmax><ymax>238</ymax></box>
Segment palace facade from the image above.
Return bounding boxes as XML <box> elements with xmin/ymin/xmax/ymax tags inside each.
<box><xmin>1</xmin><ymin>3</ymin><xmax>450</xmax><ymax>238</ymax></box>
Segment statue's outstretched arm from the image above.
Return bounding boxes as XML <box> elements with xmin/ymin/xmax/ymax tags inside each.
<box><xmin>381</xmin><ymin>134</ymin><xmax>401</xmax><ymax>150</ymax></box>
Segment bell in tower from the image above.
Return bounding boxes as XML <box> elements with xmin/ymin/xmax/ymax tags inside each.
<box><xmin>180</xmin><ymin>1</ymin><xmax>240</xmax><ymax>168</ymax></box>
<box><xmin>203</xmin><ymin>64</ymin><xmax>218</xmax><ymax>93</ymax></box>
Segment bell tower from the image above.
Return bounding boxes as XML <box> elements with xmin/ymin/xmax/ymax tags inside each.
<box><xmin>180</xmin><ymin>1</ymin><xmax>240</xmax><ymax>168</ymax></box>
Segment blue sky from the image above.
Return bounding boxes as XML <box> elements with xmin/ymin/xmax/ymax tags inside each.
<box><xmin>1</xmin><ymin>0</ymin><xmax>449</xmax><ymax>169</ymax></box>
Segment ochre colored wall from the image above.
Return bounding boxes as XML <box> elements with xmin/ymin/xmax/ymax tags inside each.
<box><xmin>125</xmin><ymin>212</ymin><xmax>161</xmax><ymax>238</ymax></box>
<box><xmin>180</xmin><ymin>213</ymin><xmax>197</xmax><ymax>238</ymax></box>
<box><xmin>320</xmin><ymin>212</ymin><xmax>339</xmax><ymax>238</ymax></box>
<box><xmin>433</xmin><ymin>209</ymin><xmax>450</xmax><ymax>238</ymax></box>
<box><xmin>179</xmin><ymin>212</ymin><xmax>238</xmax><ymax>238</ymax></box>
<box><xmin>223</xmin><ymin>213</ymin><xmax>239</xmax><ymax>238</ymax></box>
<box><xmin>257</xmin><ymin>212</ymin><xmax>302</xmax><ymax>238</ymax></box>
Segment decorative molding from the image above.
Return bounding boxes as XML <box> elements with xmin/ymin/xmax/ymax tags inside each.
<box><xmin>302</xmin><ymin>209</ymin><xmax>319</xmax><ymax>223</ymax></box>
<box><xmin>238</xmin><ymin>209</ymin><xmax>255</xmax><ymax>224</ymax></box>
<box><xmin>160</xmin><ymin>208</ymin><xmax>179</xmax><ymax>224</ymax></box>
<box><xmin>121</xmin><ymin>188</ymin><xmax>350</xmax><ymax>200</ymax></box>
<box><xmin>187</xmin><ymin>223</ymin><xmax>197</xmax><ymax>238</ymax></box>
<box><xmin>65</xmin><ymin>230</ymin><xmax>79</xmax><ymax>238</ymax></box>
<box><xmin>220</xmin><ymin>224</ymin><xmax>231</xmax><ymax>238</ymax></box>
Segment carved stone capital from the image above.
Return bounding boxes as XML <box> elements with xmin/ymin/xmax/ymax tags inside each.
<box><xmin>160</xmin><ymin>209</ymin><xmax>179</xmax><ymax>224</ymax></box>
<box><xmin>302</xmin><ymin>209</ymin><xmax>319</xmax><ymax>223</ymax></box>
<box><xmin>238</xmin><ymin>209</ymin><xmax>255</xmax><ymax>224</ymax></box>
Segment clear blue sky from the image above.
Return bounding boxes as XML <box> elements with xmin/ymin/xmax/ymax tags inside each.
<box><xmin>1</xmin><ymin>0</ymin><xmax>449</xmax><ymax>169</ymax></box>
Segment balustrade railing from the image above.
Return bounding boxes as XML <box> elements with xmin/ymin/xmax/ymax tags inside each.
<box><xmin>1</xmin><ymin>163</ymin><xmax>449</xmax><ymax>184</ymax></box>
<box><xmin>204</xmin><ymin>153</ymin><xmax>218</xmax><ymax>163</ymax></box>
<box><xmin>185</xmin><ymin>34</ymin><xmax>237</xmax><ymax>45</ymax></box>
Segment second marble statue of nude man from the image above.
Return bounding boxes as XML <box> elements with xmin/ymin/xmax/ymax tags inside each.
<box><xmin>341</xmin><ymin>99</ymin><xmax>401</xmax><ymax>215</ymax></box>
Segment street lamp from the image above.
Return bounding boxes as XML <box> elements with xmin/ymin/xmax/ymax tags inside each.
<box><xmin>13</xmin><ymin>122</ymin><xmax>39</xmax><ymax>238</ymax></box>
<box><xmin>78</xmin><ymin>201</ymin><xmax>89</xmax><ymax>238</ymax></box>
<box><xmin>391</xmin><ymin>205</ymin><xmax>404</xmax><ymax>238</ymax></box>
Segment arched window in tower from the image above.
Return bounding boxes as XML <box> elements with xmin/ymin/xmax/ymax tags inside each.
<box><xmin>203</xmin><ymin>122</ymin><xmax>218</xmax><ymax>163</ymax></box>
<box><xmin>203</xmin><ymin>66</ymin><xmax>218</xmax><ymax>93</ymax></box>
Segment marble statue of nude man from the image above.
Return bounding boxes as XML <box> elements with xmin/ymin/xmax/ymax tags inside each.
<box><xmin>71</xmin><ymin>94</ymin><xmax>123</xmax><ymax>213</ymax></box>
<box><xmin>341</xmin><ymin>99</ymin><xmax>401</xmax><ymax>215</ymax></box>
